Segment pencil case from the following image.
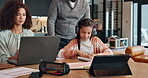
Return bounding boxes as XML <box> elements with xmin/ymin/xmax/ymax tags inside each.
<box><xmin>39</xmin><ymin>61</ymin><xmax>70</xmax><ymax>76</ymax></box>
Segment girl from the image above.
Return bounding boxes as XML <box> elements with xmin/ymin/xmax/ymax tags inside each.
<box><xmin>58</xmin><ymin>18</ymin><xmax>113</xmax><ymax>59</ymax></box>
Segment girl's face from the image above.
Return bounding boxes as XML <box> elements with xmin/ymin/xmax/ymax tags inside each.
<box><xmin>80</xmin><ymin>26</ymin><xmax>93</xmax><ymax>41</ymax></box>
<box><xmin>14</xmin><ymin>8</ymin><xmax>26</xmax><ymax>26</ymax></box>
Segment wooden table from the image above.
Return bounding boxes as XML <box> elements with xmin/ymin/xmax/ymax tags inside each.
<box><xmin>1</xmin><ymin>58</ymin><xmax>146</xmax><ymax>78</ymax></box>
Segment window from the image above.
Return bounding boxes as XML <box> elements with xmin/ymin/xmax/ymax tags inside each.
<box><xmin>141</xmin><ymin>4</ymin><xmax>148</xmax><ymax>46</ymax></box>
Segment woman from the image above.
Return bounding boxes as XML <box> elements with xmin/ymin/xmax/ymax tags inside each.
<box><xmin>58</xmin><ymin>18</ymin><xmax>113</xmax><ymax>59</ymax></box>
<box><xmin>0</xmin><ymin>0</ymin><xmax>34</xmax><ymax>62</ymax></box>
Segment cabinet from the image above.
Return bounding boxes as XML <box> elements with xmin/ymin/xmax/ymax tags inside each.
<box><xmin>0</xmin><ymin>0</ymin><xmax>9</xmax><ymax>9</ymax></box>
<box><xmin>0</xmin><ymin>0</ymin><xmax>24</xmax><ymax>9</ymax></box>
<box><xmin>91</xmin><ymin>0</ymin><xmax>122</xmax><ymax>42</ymax></box>
<box><xmin>25</xmin><ymin>0</ymin><xmax>52</xmax><ymax>16</ymax></box>
<box><xmin>0</xmin><ymin>0</ymin><xmax>52</xmax><ymax>16</ymax></box>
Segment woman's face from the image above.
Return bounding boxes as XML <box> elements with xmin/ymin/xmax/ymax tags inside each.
<box><xmin>80</xmin><ymin>26</ymin><xmax>93</xmax><ymax>41</ymax></box>
<box><xmin>14</xmin><ymin>8</ymin><xmax>26</xmax><ymax>26</ymax></box>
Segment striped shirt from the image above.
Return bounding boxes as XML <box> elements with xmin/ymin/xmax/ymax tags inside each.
<box><xmin>58</xmin><ymin>36</ymin><xmax>113</xmax><ymax>58</ymax></box>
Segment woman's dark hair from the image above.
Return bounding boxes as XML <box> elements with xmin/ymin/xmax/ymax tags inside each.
<box><xmin>0</xmin><ymin>0</ymin><xmax>32</xmax><ymax>30</ymax></box>
<box><xmin>76</xmin><ymin>18</ymin><xmax>95</xmax><ymax>49</ymax></box>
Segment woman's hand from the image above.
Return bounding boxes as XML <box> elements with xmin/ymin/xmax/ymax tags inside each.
<box><xmin>9</xmin><ymin>50</ymin><xmax>19</xmax><ymax>60</ymax></box>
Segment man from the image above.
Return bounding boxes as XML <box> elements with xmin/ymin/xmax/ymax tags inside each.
<box><xmin>47</xmin><ymin>0</ymin><xmax>90</xmax><ymax>50</ymax></box>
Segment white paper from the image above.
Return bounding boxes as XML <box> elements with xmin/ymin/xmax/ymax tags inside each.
<box><xmin>0</xmin><ymin>74</ymin><xmax>13</xmax><ymax>78</ymax></box>
<box><xmin>77</xmin><ymin>57</ymin><xmax>92</xmax><ymax>62</ymax></box>
<box><xmin>56</xmin><ymin>57</ymin><xmax>65</xmax><ymax>60</ymax></box>
<box><xmin>0</xmin><ymin>67</ymin><xmax>39</xmax><ymax>78</ymax></box>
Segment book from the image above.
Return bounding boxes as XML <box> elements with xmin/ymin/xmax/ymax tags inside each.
<box><xmin>67</xmin><ymin>62</ymin><xmax>91</xmax><ymax>69</ymax></box>
<box><xmin>77</xmin><ymin>57</ymin><xmax>92</xmax><ymax>62</ymax></box>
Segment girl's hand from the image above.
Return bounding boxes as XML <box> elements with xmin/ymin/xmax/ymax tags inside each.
<box><xmin>87</xmin><ymin>54</ymin><xmax>103</xmax><ymax>59</ymax></box>
<box><xmin>76</xmin><ymin>50</ymin><xmax>90</xmax><ymax>58</ymax></box>
<box><xmin>87</xmin><ymin>54</ymin><xmax>96</xmax><ymax>59</ymax></box>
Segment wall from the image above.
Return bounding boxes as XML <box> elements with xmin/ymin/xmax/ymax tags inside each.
<box><xmin>122</xmin><ymin>1</ymin><xmax>133</xmax><ymax>46</ymax></box>
<box><xmin>25</xmin><ymin>0</ymin><xmax>52</xmax><ymax>16</ymax></box>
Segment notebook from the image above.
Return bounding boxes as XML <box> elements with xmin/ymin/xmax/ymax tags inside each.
<box><xmin>67</xmin><ymin>62</ymin><xmax>91</xmax><ymax>69</ymax></box>
<box><xmin>77</xmin><ymin>57</ymin><xmax>92</xmax><ymax>62</ymax></box>
<box><xmin>7</xmin><ymin>36</ymin><xmax>60</xmax><ymax>66</ymax></box>
<box><xmin>89</xmin><ymin>54</ymin><xmax>132</xmax><ymax>77</ymax></box>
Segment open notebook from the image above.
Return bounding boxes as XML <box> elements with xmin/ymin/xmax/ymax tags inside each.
<box><xmin>67</xmin><ymin>57</ymin><xmax>92</xmax><ymax>69</ymax></box>
<box><xmin>77</xmin><ymin>57</ymin><xmax>92</xmax><ymax>62</ymax></box>
<box><xmin>68</xmin><ymin>62</ymin><xmax>91</xmax><ymax>70</ymax></box>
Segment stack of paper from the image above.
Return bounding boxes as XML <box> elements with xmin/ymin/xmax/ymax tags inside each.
<box><xmin>68</xmin><ymin>62</ymin><xmax>91</xmax><ymax>69</ymax></box>
<box><xmin>77</xmin><ymin>57</ymin><xmax>92</xmax><ymax>62</ymax></box>
<box><xmin>0</xmin><ymin>67</ymin><xmax>39</xmax><ymax>78</ymax></box>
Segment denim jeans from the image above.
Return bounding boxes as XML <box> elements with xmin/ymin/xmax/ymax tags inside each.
<box><xmin>59</xmin><ymin>38</ymin><xmax>72</xmax><ymax>50</ymax></box>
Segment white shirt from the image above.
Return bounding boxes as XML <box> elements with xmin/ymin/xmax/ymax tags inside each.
<box><xmin>69</xmin><ymin>1</ymin><xmax>76</xmax><ymax>8</ymax></box>
<box><xmin>0</xmin><ymin>29</ymin><xmax>34</xmax><ymax>62</ymax></box>
<box><xmin>80</xmin><ymin>39</ymin><xmax>94</xmax><ymax>54</ymax></box>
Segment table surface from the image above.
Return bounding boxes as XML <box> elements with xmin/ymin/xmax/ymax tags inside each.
<box><xmin>1</xmin><ymin>48</ymin><xmax>148</xmax><ymax>78</ymax></box>
<box><xmin>1</xmin><ymin>58</ymin><xmax>146</xmax><ymax>78</ymax></box>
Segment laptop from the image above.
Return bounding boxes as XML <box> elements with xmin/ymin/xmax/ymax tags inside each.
<box><xmin>89</xmin><ymin>54</ymin><xmax>132</xmax><ymax>77</ymax></box>
<box><xmin>8</xmin><ymin>36</ymin><xmax>60</xmax><ymax>66</ymax></box>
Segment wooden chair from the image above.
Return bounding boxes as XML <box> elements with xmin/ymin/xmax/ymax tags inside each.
<box><xmin>125</xmin><ymin>46</ymin><xmax>148</xmax><ymax>63</ymax></box>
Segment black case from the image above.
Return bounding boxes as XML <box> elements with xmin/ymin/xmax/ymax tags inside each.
<box><xmin>39</xmin><ymin>61</ymin><xmax>70</xmax><ymax>77</ymax></box>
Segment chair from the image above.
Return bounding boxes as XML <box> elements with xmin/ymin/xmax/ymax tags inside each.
<box><xmin>125</xmin><ymin>46</ymin><xmax>148</xmax><ymax>63</ymax></box>
<box><xmin>141</xmin><ymin>28</ymin><xmax>148</xmax><ymax>46</ymax></box>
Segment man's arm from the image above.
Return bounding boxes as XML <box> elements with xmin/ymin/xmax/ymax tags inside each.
<box><xmin>47</xmin><ymin>0</ymin><xmax>58</xmax><ymax>36</ymax></box>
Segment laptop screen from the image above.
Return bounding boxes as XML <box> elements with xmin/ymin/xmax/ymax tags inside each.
<box><xmin>9</xmin><ymin>36</ymin><xmax>60</xmax><ymax>66</ymax></box>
